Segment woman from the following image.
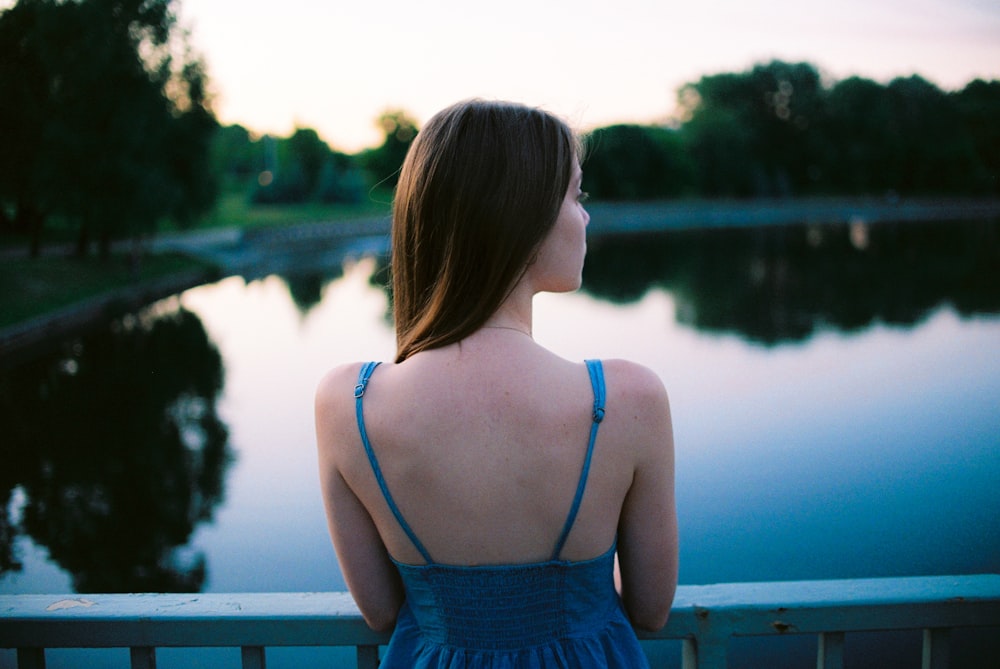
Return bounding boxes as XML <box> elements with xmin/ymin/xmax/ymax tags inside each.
<box><xmin>315</xmin><ymin>99</ymin><xmax>677</xmax><ymax>667</ymax></box>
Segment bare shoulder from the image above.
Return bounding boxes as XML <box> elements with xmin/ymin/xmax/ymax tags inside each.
<box><xmin>314</xmin><ymin>362</ymin><xmax>371</xmax><ymax>453</ymax></box>
<box><xmin>315</xmin><ymin>362</ymin><xmax>366</xmax><ymax>409</ymax></box>
<box><xmin>598</xmin><ymin>359</ymin><xmax>672</xmax><ymax>459</ymax></box>
<box><xmin>599</xmin><ymin>358</ymin><xmax>669</xmax><ymax>411</ymax></box>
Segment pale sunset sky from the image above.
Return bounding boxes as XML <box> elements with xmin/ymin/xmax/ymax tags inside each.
<box><xmin>176</xmin><ymin>0</ymin><xmax>1000</xmax><ymax>152</ymax></box>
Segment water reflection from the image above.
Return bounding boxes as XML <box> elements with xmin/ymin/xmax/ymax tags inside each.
<box><xmin>286</xmin><ymin>270</ymin><xmax>339</xmax><ymax>314</ymax></box>
<box><xmin>2</xmin><ymin>217</ymin><xmax>997</xmax><ymax>602</ymax></box>
<box><xmin>0</xmin><ymin>300</ymin><xmax>231</xmax><ymax>593</ymax></box>
<box><xmin>263</xmin><ymin>219</ymin><xmax>1000</xmax><ymax>346</ymax></box>
<box><xmin>582</xmin><ymin>219</ymin><xmax>1000</xmax><ymax>344</ymax></box>
<box><xmin>269</xmin><ymin>253</ymin><xmax>392</xmax><ymax>324</ymax></box>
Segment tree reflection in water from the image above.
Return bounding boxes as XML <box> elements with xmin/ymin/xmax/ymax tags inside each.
<box><xmin>268</xmin><ymin>218</ymin><xmax>1000</xmax><ymax>344</ymax></box>
<box><xmin>0</xmin><ymin>299</ymin><xmax>231</xmax><ymax>593</ymax></box>
<box><xmin>284</xmin><ymin>264</ymin><xmax>345</xmax><ymax>315</ymax></box>
<box><xmin>582</xmin><ymin>219</ymin><xmax>1000</xmax><ymax>344</ymax></box>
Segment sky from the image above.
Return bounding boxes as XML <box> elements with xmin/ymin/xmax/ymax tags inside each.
<box><xmin>177</xmin><ymin>0</ymin><xmax>1000</xmax><ymax>153</ymax></box>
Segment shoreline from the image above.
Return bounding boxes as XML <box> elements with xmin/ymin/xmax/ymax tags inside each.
<box><xmin>0</xmin><ymin>267</ymin><xmax>216</xmax><ymax>372</ymax></box>
<box><xmin>3</xmin><ymin>196</ymin><xmax>998</xmax><ymax>367</ymax></box>
<box><xmin>584</xmin><ymin>195</ymin><xmax>1000</xmax><ymax>235</ymax></box>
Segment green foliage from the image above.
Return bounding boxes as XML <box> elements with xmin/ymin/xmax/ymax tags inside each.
<box><xmin>197</xmin><ymin>188</ymin><xmax>391</xmax><ymax>231</ymax></box>
<box><xmin>579</xmin><ymin>60</ymin><xmax>1000</xmax><ymax>200</ymax></box>
<box><xmin>209</xmin><ymin>124</ymin><xmax>260</xmax><ymax>186</ymax></box>
<box><xmin>0</xmin><ymin>252</ymin><xmax>210</xmax><ymax>328</ymax></box>
<box><xmin>582</xmin><ymin>125</ymin><xmax>694</xmax><ymax>200</ymax></box>
<box><xmin>0</xmin><ymin>0</ymin><xmax>218</xmax><ymax>257</ymax></box>
<box><xmin>209</xmin><ymin>109</ymin><xmax>414</xmax><ymax>208</ymax></box>
<box><xmin>952</xmin><ymin>79</ymin><xmax>1000</xmax><ymax>194</ymax></box>
<box><xmin>823</xmin><ymin>76</ymin><xmax>897</xmax><ymax>194</ymax></box>
<box><xmin>882</xmin><ymin>76</ymin><xmax>979</xmax><ymax>194</ymax></box>
<box><xmin>7</xmin><ymin>24</ymin><xmax>995</xmax><ymax>269</ymax></box>
<box><xmin>208</xmin><ymin>125</ymin><xmax>367</xmax><ymax>206</ymax></box>
<box><xmin>677</xmin><ymin>61</ymin><xmax>829</xmax><ymax>196</ymax></box>
<box><xmin>358</xmin><ymin>109</ymin><xmax>419</xmax><ymax>189</ymax></box>
<box><xmin>676</xmin><ymin>104</ymin><xmax>757</xmax><ymax>197</ymax></box>
<box><xmin>208</xmin><ymin>66</ymin><xmax>1000</xmax><ymax>213</ymax></box>
<box><xmin>314</xmin><ymin>153</ymin><xmax>369</xmax><ymax>204</ymax></box>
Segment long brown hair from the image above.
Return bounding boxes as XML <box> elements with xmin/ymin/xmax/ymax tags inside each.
<box><xmin>391</xmin><ymin>100</ymin><xmax>580</xmax><ymax>363</ymax></box>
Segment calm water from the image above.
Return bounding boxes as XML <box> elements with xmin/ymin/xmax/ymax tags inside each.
<box><xmin>2</xmin><ymin>218</ymin><xmax>999</xmax><ymax>667</ymax></box>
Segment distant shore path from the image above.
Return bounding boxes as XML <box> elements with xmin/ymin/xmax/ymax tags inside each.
<box><xmin>585</xmin><ymin>196</ymin><xmax>1000</xmax><ymax>234</ymax></box>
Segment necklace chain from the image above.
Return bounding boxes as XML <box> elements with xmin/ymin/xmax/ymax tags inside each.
<box><xmin>481</xmin><ymin>325</ymin><xmax>533</xmax><ymax>338</ymax></box>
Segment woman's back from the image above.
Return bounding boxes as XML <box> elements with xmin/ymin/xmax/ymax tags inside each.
<box><xmin>319</xmin><ymin>335</ymin><xmax>670</xmax><ymax>667</ymax></box>
<box><xmin>329</xmin><ymin>332</ymin><xmax>642</xmax><ymax>567</ymax></box>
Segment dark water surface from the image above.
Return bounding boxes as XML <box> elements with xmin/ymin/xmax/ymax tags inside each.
<box><xmin>2</xmin><ymin>218</ymin><xmax>999</xmax><ymax>667</ymax></box>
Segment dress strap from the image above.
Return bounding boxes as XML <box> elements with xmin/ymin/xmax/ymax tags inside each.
<box><xmin>551</xmin><ymin>359</ymin><xmax>606</xmax><ymax>560</ymax></box>
<box><xmin>354</xmin><ymin>361</ymin><xmax>434</xmax><ymax>563</ymax></box>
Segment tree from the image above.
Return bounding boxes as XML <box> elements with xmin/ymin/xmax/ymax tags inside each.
<box><xmin>0</xmin><ymin>0</ymin><xmax>218</xmax><ymax>258</ymax></box>
<box><xmin>360</xmin><ymin>109</ymin><xmax>418</xmax><ymax>189</ymax></box>
<box><xmin>954</xmin><ymin>79</ymin><xmax>1000</xmax><ymax>195</ymax></box>
<box><xmin>823</xmin><ymin>76</ymin><xmax>897</xmax><ymax>194</ymax></box>
<box><xmin>582</xmin><ymin>124</ymin><xmax>694</xmax><ymax>200</ymax></box>
<box><xmin>314</xmin><ymin>151</ymin><xmax>367</xmax><ymax>204</ymax></box>
<box><xmin>286</xmin><ymin>127</ymin><xmax>331</xmax><ymax>197</ymax></box>
<box><xmin>0</xmin><ymin>0</ymin><xmax>65</xmax><ymax>250</ymax></box>
<box><xmin>676</xmin><ymin>100</ymin><xmax>757</xmax><ymax>196</ymax></box>
<box><xmin>247</xmin><ymin>127</ymin><xmax>366</xmax><ymax>205</ymax></box>
<box><xmin>210</xmin><ymin>124</ymin><xmax>259</xmax><ymax>187</ymax></box>
<box><xmin>677</xmin><ymin>61</ymin><xmax>830</xmax><ymax>197</ymax></box>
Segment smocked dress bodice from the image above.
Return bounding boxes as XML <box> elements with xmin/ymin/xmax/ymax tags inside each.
<box><xmin>353</xmin><ymin>360</ymin><xmax>649</xmax><ymax>668</ymax></box>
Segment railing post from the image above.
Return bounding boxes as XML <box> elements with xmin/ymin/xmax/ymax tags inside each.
<box><xmin>241</xmin><ymin>646</ymin><xmax>266</xmax><ymax>669</ymax></box>
<box><xmin>817</xmin><ymin>632</ymin><xmax>844</xmax><ymax>669</ymax></box>
<box><xmin>16</xmin><ymin>648</ymin><xmax>45</xmax><ymax>669</ymax></box>
<box><xmin>129</xmin><ymin>647</ymin><xmax>156</xmax><ymax>669</ymax></box>
<box><xmin>357</xmin><ymin>645</ymin><xmax>379</xmax><ymax>669</ymax></box>
<box><xmin>682</xmin><ymin>635</ymin><xmax>728</xmax><ymax>669</ymax></box>
<box><xmin>922</xmin><ymin>628</ymin><xmax>951</xmax><ymax>669</ymax></box>
<box><xmin>682</xmin><ymin>638</ymin><xmax>698</xmax><ymax>669</ymax></box>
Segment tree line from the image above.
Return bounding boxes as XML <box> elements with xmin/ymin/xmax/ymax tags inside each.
<box><xmin>2</xmin><ymin>0</ymin><xmax>998</xmax><ymax>260</ymax></box>
<box><xmin>212</xmin><ymin>62</ymin><xmax>1000</xmax><ymax>208</ymax></box>
<box><xmin>211</xmin><ymin>109</ymin><xmax>417</xmax><ymax>207</ymax></box>
<box><xmin>583</xmin><ymin>61</ymin><xmax>1000</xmax><ymax>200</ymax></box>
<box><xmin>0</xmin><ymin>0</ymin><xmax>216</xmax><ymax>258</ymax></box>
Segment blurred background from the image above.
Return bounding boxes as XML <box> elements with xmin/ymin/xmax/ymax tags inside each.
<box><xmin>1</xmin><ymin>1</ymin><xmax>998</xmax><ymax>667</ymax></box>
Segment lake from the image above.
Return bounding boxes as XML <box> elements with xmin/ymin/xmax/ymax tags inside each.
<box><xmin>2</xmin><ymin>217</ymin><xmax>999</xmax><ymax>667</ymax></box>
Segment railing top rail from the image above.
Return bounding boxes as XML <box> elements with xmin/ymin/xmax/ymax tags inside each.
<box><xmin>656</xmin><ymin>574</ymin><xmax>1000</xmax><ymax>641</ymax></box>
<box><xmin>2</xmin><ymin>575</ymin><xmax>998</xmax><ymax>649</ymax></box>
<box><xmin>672</xmin><ymin>574</ymin><xmax>1000</xmax><ymax>610</ymax></box>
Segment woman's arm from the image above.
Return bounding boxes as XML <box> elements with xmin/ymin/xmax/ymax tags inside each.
<box><xmin>315</xmin><ymin>366</ymin><xmax>405</xmax><ymax>632</ymax></box>
<box><xmin>613</xmin><ymin>362</ymin><xmax>679</xmax><ymax>631</ymax></box>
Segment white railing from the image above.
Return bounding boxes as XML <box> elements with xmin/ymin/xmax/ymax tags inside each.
<box><xmin>2</xmin><ymin>575</ymin><xmax>998</xmax><ymax>669</ymax></box>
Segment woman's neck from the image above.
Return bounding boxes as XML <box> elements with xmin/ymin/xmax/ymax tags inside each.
<box><xmin>481</xmin><ymin>288</ymin><xmax>534</xmax><ymax>338</ymax></box>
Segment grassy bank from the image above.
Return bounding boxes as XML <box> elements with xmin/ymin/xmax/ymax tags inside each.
<box><xmin>165</xmin><ymin>189</ymin><xmax>393</xmax><ymax>232</ymax></box>
<box><xmin>1</xmin><ymin>188</ymin><xmax>394</xmax><ymax>329</ymax></box>
<box><xmin>0</xmin><ymin>252</ymin><xmax>215</xmax><ymax>329</ymax></box>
